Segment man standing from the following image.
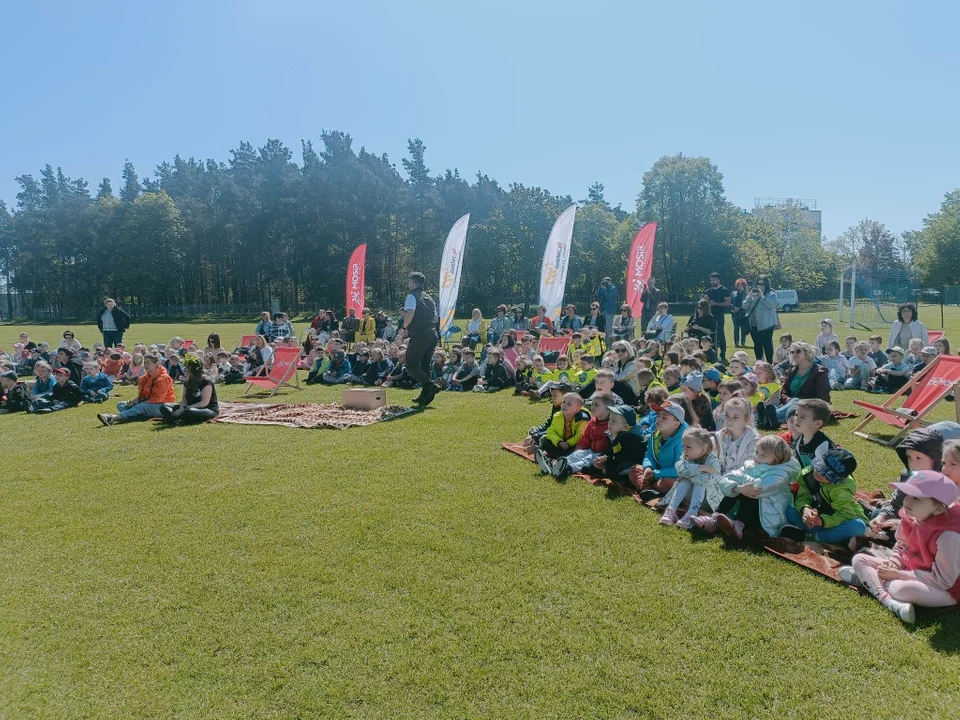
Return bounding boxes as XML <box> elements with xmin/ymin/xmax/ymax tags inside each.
<box><xmin>96</xmin><ymin>298</ymin><xmax>131</xmax><ymax>348</ymax></box>
<box><xmin>705</xmin><ymin>272</ymin><xmax>731</xmax><ymax>362</ymax></box>
<box><xmin>639</xmin><ymin>278</ymin><xmax>662</xmax><ymax>331</ymax></box>
<box><xmin>401</xmin><ymin>271</ymin><xmax>441</xmax><ymax>406</ymax></box>
<box><xmin>597</xmin><ymin>277</ymin><xmax>619</xmax><ymax>338</ymax></box>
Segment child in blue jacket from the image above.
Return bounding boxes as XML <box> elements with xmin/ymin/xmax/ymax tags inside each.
<box><xmin>630</xmin><ymin>399</ymin><xmax>688</xmax><ymax>502</ymax></box>
<box><xmin>80</xmin><ymin>361</ymin><xmax>114</xmax><ymax>403</ymax></box>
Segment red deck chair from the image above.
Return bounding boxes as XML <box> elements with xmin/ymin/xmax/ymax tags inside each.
<box><xmin>538</xmin><ymin>336</ymin><xmax>571</xmax><ymax>368</ymax></box>
<box><xmin>243</xmin><ymin>345</ymin><xmax>303</xmax><ymax>397</ymax></box>
<box><xmin>182</xmin><ymin>339</ymin><xmax>195</xmax><ymax>351</ymax></box>
<box><xmin>234</xmin><ymin>334</ymin><xmax>257</xmax><ymax>353</ymax></box>
<box><xmin>852</xmin><ymin>355</ymin><xmax>960</xmax><ymax>446</ymax></box>
<box><xmin>928</xmin><ymin>330</ymin><xmax>945</xmax><ymax>344</ymax></box>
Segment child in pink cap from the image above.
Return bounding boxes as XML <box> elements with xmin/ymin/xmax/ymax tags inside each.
<box><xmin>839</xmin><ymin>471</ymin><xmax>960</xmax><ymax>623</ymax></box>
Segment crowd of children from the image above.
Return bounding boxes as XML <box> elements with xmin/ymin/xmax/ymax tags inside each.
<box><xmin>3</xmin><ymin>301</ymin><xmax>960</xmax><ymax>624</ymax></box>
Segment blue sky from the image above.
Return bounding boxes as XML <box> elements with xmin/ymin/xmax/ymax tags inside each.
<box><xmin>2</xmin><ymin>1</ymin><xmax>957</xmax><ymax>238</ymax></box>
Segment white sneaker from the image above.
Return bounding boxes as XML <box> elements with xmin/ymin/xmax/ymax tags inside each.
<box><xmin>534</xmin><ymin>449</ymin><xmax>552</xmax><ymax>475</ymax></box>
<box><xmin>883</xmin><ymin>597</ymin><xmax>916</xmax><ymax>624</ymax></box>
<box><xmin>837</xmin><ymin>566</ymin><xmax>863</xmax><ymax>587</ymax></box>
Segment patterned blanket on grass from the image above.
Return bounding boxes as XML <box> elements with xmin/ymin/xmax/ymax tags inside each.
<box><xmin>214</xmin><ymin>402</ymin><xmax>416</xmax><ymax>429</ymax></box>
<box><xmin>500</xmin><ymin>441</ymin><xmax>958</xmax><ymax>620</ymax></box>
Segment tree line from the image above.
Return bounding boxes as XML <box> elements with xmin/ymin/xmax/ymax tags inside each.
<box><xmin>0</xmin><ymin>134</ymin><xmax>955</xmax><ymax>320</ymax></box>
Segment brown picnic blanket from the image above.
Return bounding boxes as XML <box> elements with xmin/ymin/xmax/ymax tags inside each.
<box><xmin>501</xmin><ymin>442</ymin><xmax>885</xmax><ymax>585</ymax></box>
<box><xmin>214</xmin><ymin>402</ymin><xmax>416</xmax><ymax>429</ymax></box>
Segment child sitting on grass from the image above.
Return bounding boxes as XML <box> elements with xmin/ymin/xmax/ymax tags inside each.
<box><xmin>868</xmin><ymin>334</ymin><xmax>888</xmax><ymax>369</ymax></box>
<box><xmin>33</xmin><ymin>368</ymin><xmax>86</xmax><ymax>414</ymax></box>
<box><xmin>513</xmin><ymin>356</ymin><xmax>535</xmax><ymax>395</ymax></box>
<box><xmin>874</xmin><ymin>345</ymin><xmax>911</xmax><ymax>393</ymax></box>
<box><xmin>702</xmin><ymin>368</ymin><xmax>722</xmax><ymax>399</ymax></box>
<box><xmin>693</xmin><ymin>435</ymin><xmax>799</xmax><ymax>540</ymax></box>
<box><xmin>592</xmin><ymin>404</ymin><xmax>646</xmax><ymax>483</ymax></box>
<box><xmin>841</xmin><ymin>471</ymin><xmax>960</xmax><ymax>624</ymax></box>
<box><xmin>574</xmin><ymin>354</ymin><xmax>596</xmax><ymax>388</ymax></box>
<box><xmin>80</xmin><ymin>361</ymin><xmax>114</xmax><ymax>403</ymax></box>
<box><xmin>629</xmin><ymin>400</ymin><xmax>688</xmax><ymax>502</ymax></box>
<box><xmin>727</xmin><ymin>357</ymin><xmax>747</xmax><ymax>380</ymax></box>
<box><xmin>774</xmin><ymin>333</ymin><xmax>793</xmax><ymax>367</ymax></box>
<box><xmin>450</xmin><ymin>349</ymin><xmax>482</xmax><ymax>391</ymax></box>
<box><xmin>699</xmin><ymin>335</ymin><xmax>718</xmax><ymax>364</ymax></box>
<box><xmin>845</xmin><ymin>341</ymin><xmax>876</xmax><ymax>390</ymax></box>
<box><xmin>546</xmin><ymin>391</ymin><xmax>613</xmax><ymax>479</ymax></box>
<box><xmin>752</xmin><ymin>360</ymin><xmax>782</xmax><ymax>429</ymax></box>
<box><xmin>535</xmin><ymin>392</ymin><xmax>591</xmax><ymax>469</ymax></box>
<box><xmin>662</xmin><ymin>365</ymin><xmax>681</xmax><ymax>393</ymax></box>
<box><xmin>550</xmin><ymin>355</ymin><xmax>574</xmax><ymax>384</ymax></box>
<box><xmin>943</xmin><ymin>440</ymin><xmax>960</xmax><ymax>486</ymax></box>
<box><xmin>638</xmin><ymin>387</ymin><xmax>669</xmax><ymax>439</ymax></box>
<box><xmin>820</xmin><ymin>341</ymin><xmax>850</xmax><ymax>391</ymax></box>
<box><xmin>524</xmin><ymin>384</ymin><xmax>569</xmax><ymax>451</ymax></box>
<box><xmin>869</xmin><ymin>428</ymin><xmax>944</xmax><ymax>533</ymax></box>
<box><xmin>842</xmin><ymin>335</ymin><xmax>857</xmax><ymax>360</ymax></box>
<box><xmin>905</xmin><ymin>338</ymin><xmax>925</xmax><ymax>367</ymax></box>
<box><xmin>780</xmin><ymin>448</ymin><xmax>869</xmax><ymax>545</ymax></box>
<box><xmin>680</xmin><ymin>372</ymin><xmax>716</xmax><ymax>431</ymax></box>
<box><xmin>660</xmin><ymin>427</ymin><xmax>721</xmax><ymax>528</ymax></box>
<box><xmin>814</xmin><ymin>318</ymin><xmax>839</xmax><ymax>354</ymax></box>
<box><xmin>715</xmin><ymin>397</ymin><xmax>759</xmax><ymax>474</ymax></box>
<box><xmin>474</xmin><ymin>348</ymin><xmax>511</xmax><ymax>392</ymax></box>
<box><xmin>792</xmin><ymin>399</ymin><xmax>835</xmax><ymax>470</ymax></box>
<box><xmin>713</xmin><ymin>379</ymin><xmax>742</xmax><ymax>431</ymax></box>
<box><xmin>0</xmin><ymin>371</ymin><xmax>30</xmax><ymax>414</ymax></box>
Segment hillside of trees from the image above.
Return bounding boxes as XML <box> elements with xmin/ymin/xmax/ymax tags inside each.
<box><xmin>0</xmin><ymin>133</ymin><xmax>954</xmax><ymax>320</ymax></box>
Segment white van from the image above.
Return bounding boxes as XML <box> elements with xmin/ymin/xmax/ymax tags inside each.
<box><xmin>775</xmin><ymin>290</ymin><xmax>799</xmax><ymax>312</ymax></box>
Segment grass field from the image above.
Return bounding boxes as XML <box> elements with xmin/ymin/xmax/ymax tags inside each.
<box><xmin>3</xmin><ymin>310</ymin><xmax>960</xmax><ymax>719</ymax></box>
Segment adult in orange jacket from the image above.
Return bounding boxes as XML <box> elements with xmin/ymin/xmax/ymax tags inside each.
<box><xmin>97</xmin><ymin>355</ymin><xmax>176</xmax><ymax>426</ymax></box>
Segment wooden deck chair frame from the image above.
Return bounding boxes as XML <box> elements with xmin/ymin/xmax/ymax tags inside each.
<box><xmin>242</xmin><ymin>346</ymin><xmax>303</xmax><ymax>398</ymax></box>
<box><xmin>852</xmin><ymin>355</ymin><xmax>960</xmax><ymax>446</ymax></box>
<box><xmin>537</xmin><ymin>336</ymin><xmax>571</xmax><ymax>369</ymax></box>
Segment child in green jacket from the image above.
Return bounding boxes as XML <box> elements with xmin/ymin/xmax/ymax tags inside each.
<box><xmin>780</xmin><ymin>447</ymin><xmax>868</xmax><ymax>544</ymax></box>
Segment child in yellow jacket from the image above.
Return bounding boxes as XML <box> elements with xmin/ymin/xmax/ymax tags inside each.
<box><xmin>536</xmin><ymin>393</ymin><xmax>591</xmax><ymax>464</ymax></box>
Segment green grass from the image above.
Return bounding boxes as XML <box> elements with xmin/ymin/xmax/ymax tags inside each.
<box><xmin>3</xmin><ymin>312</ymin><xmax>960</xmax><ymax>719</ymax></box>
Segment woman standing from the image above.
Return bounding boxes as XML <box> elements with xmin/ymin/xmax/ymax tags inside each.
<box><xmin>742</xmin><ymin>276</ymin><xmax>779</xmax><ymax>363</ymax></box>
<box><xmin>160</xmin><ymin>356</ymin><xmax>220</xmax><ymax>426</ymax></box>
<box><xmin>730</xmin><ymin>278</ymin><xmax>749</xmax><ymax>348</ymax></box>
<box><xmin>887</xmin><ymin>303</ymin><xmax>929</xmax><ymax>350</ymax></box>
<box><xmin>684</xmin><ymin>299</ymin><xmax>717</xmax><ymax>342</ymax></box>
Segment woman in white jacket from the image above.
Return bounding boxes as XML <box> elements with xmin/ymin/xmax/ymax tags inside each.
<box><xmin>887</xmin><ymin>303</ymin><xmax>929</xmax><ymax>350</ymax></box>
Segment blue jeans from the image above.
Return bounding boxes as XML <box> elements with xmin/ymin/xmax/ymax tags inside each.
<box><xmin>784</xmin><ymin>506</ymin><xmax>867</xmax><ymax>544</ymax></box>
<box><xmin>776</xmin><ymin>397</ymin><xmax>800</xmax><ymax>423</ymax></box>
<box><xmin>102</xmin><ymin>330</ymin><xmax>124</xmax><ymax>347</ymax></box>
<box><xmin>843</xmin><ymin>364</ymin><xmax>871</xmax><ymax>390</ymax></box>
<box><xmin>117</xmin><ymin>401</ymin><xmax>165</xmax><ymax>422</ymax></box>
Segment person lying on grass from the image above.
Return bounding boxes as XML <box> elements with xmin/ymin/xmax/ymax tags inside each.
<box><xmin>629</xmin><ymin>400</ymin><xmax>688</xmax><ymax>502</ymax></box>
<box><xmin>841</xmin><ymin>471</ymin><xmax>960</xmax><ymax>624</ymax></box>
<box><xmin>592</xmin><ymin>404</ymin><xmax>646</xmax><ymax>483</ymax></box>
